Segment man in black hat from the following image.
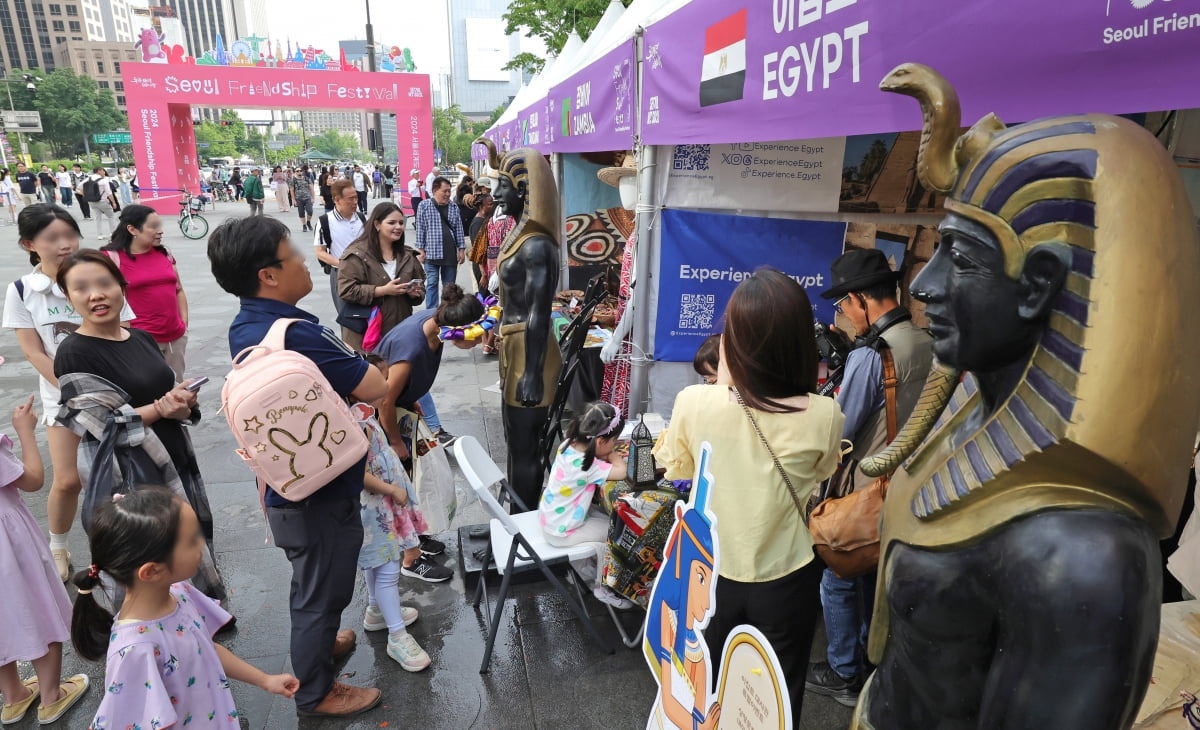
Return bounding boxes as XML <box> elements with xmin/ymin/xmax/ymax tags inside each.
<box><xmin>805</xmin><ymin>248</ymin><xmax>933</xmax><ymax>707</ymax></box>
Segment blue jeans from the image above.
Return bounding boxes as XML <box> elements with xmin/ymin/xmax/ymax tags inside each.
<box><xmin>417</xmin><ymin>392</ymin><xmax>441</xmax><ymax>432</ymax></box>
<box><xmin>423</xmin><ymin>261</ymin><xmax>458</xmax><ymax>309</ymax></box>
<box><xmin>820</xmin><ymin>568</ymin><xmax>875</xmax><ymax>679</ymax></box>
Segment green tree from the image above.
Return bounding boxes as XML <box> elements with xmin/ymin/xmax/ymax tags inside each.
<box><xmin>6</xmin><ymin>68</ymin><xmax>124</xmax><ymax>157</ymax></box>
<box><xmin>502</xmin><ymin>0</ymin><xmax>630</xmax><ymax>74</ymax></box>
<box><xmin>193</xmin><ymin>121</ymin><xmax>238</xmax><ymax>158</ymax></box>
<box><xmin>309</xmin><ymin>129</ymin><xmax>363</xmax><ymax>160</ymax></box>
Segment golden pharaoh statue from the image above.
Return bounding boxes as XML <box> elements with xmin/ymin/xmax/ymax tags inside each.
<box><xmin>851</xmin><ymin>64</ymin><xmax>1200</xmax><ymax>729</ymax></box>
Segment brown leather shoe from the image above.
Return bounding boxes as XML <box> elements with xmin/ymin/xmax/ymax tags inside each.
<box><xmin>332</xmin><ymin>629</ymin><xmax>356</xmax><ymax>658</ymax></box>
<box><xmin>296</xmin><ymin>682</ymin><xmax>381</xmax><ymax>718</ymax></box>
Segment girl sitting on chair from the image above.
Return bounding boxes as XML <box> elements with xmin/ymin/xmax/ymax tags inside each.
<box><xmin>538</xmin><ymin>401</ymin><xmax>631</xmax><ymax>609</ymax></box>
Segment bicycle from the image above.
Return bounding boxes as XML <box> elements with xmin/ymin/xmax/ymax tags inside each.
<box><xmin>178</xmin><ymin>191</ymin><xmax>210</xmax><ymax>239</ymax></box>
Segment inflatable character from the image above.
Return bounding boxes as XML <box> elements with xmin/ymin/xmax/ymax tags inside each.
<box><xmin>852</xmin><ymin>63</ymin><xmax>1200</xmax><ymax>729</ymax></box>
<box><xmin>475</xmin><ymin>137</ymin><xmax>561</xmax><ymax>509</ymax></box>
<box><xmin>644</xmin><ymin>445</ymin><xmax>720</xmax><ymax>730</ymax></box>
<box><xmin>134</xmin><ymin>28</ymin><xmax>167</xmax><ymax>63</ymax></box>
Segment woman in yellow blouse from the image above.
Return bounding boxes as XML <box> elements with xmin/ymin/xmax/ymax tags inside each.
<box><xmin>655</xmin><ymin>268</ymin><xmax>844</xmax><ymax>722</ymax></box>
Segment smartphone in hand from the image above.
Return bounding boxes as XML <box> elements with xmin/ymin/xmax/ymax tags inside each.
<box><xmin>184</xmin><ymin>376</ymin><xmax>209</xmax><ymax>392</ymax></box>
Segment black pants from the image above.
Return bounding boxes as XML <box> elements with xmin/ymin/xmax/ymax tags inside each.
<box><xmin>703</xmin><ymin>559</ymin><xmax>824</xmax><ymax>727</ymax></box>
<box><xmin>78</xmin><ymin>196</ymin><xmax>91</xmax><ymax>218</ymax></box>
<box><xmin>267</xmin><ymin>496</ymin><xmax>363</xmax><ymax>710</ymax></box>
<box><xmin>356</xmin><ymin>190</ymin><xmax>367</xmax><ymax>213</ymax></box>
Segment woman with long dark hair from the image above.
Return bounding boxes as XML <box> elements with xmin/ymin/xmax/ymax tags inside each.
<box><xmin>654</xmin><ymin>268</ymin><xmax>845</xmax><ymax>722</ymax></box>
<box><xmin>318</xmin><ymin>166</ymin><xmax>333</xmax><ymax>212</ymax></box>
<box><xmin>101</xmin><ymin>205</ymin><xmax>189</xmax><ymax>381</ymax></box>
<box><xmin>337</xmin><ymin>201</ymin><xmax>425</xmax><ymax>352</ymax></box>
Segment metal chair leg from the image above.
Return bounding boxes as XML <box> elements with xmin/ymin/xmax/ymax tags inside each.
<box><xmin>480</xmin><ymin>546</ymin><xmax>518</xmax><ymax>674</ymax></box>
<box><xmin>472</xmin><ymin>542</ymin><xmax>492</xmax><ymax>609</ymax></box>
<box><xmin>605</xmin><ymin>603</ymin><xmax>645</xmax><ymax>649</ymax></box>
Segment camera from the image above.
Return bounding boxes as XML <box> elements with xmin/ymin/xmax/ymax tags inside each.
<box><xmin>815</xmin><ymin>322</ymin><xmax>853</xmax><ymax>397</ymax></box>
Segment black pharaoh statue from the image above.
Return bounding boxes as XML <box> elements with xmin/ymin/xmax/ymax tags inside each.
<box><xmin>851</xmin><ymin>64</ymin><xmax>1200</xmax><ymax>729</ymax></box>
<box><xmin>474</xmin><ymin>138</ymin><xmax>561</xmax><ymax>509</ymax></box>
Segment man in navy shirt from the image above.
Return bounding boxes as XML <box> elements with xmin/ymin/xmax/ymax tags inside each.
<box><xmin>208</xmin><ymin>215</ymin><xmax>387</xmax><ymax>719</ymax></box>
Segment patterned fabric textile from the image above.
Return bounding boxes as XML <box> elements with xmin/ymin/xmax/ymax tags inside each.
<box><xmin>602</xmin><ymin>480</ymin><xmax>683</xmax><ymax>608</ymax></box>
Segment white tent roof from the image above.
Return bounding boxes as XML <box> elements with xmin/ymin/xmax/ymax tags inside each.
<box><xmin>563</xmin><ymin>0</ymin><xmax>692</xmax><ymax>77</ymax></box>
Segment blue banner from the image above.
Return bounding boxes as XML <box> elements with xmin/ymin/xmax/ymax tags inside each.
<box><xmin>654</xmin><ymin>210</ymin><xmax>846</xmax><ymax>361</ymax></box>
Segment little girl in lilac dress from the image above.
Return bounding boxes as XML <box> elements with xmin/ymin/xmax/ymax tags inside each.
<box><xmin>0</xmin><ymin>395</ymin><xmax>89</xmax><ymax>725</ymax></box>
<box><xmin>71</xmin><ymin>490</ymin><xmax>297</xmax><ymax>729</ymax></box>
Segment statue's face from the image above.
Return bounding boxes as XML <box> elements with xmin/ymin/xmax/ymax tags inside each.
<box><xmin>494</xmin><ymin>175</ymin><xmax>525</xmax><ymax>219</ymax></box>
<box><xmin>912</xmin><ymin>213</ymin><xmax>1043</xmax><ymax>373</ymax></box>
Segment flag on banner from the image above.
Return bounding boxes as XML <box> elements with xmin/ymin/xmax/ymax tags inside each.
<box><xmin>699</xmin><ymin>9</ymin><xmax>746</xmax><ymax>108</ymax></box>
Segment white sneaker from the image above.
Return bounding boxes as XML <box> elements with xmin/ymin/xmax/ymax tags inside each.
<box><xmin>386</xmin><ymin>632</ymin><xmax>431</xmax><ymax>672</ymax></box>
<box><xmin>593</xmin><ymin>586</ymin><xmax>635</xmax><ymax>610</ymax></box>
<box><xmin>363</xmin><ymin>604</ymin><xmax>418</xmax><ymax>631</ymax></box>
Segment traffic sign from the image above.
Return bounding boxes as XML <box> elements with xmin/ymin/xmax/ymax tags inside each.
<box><xmin>2</xmin><ymin>111</ymin><xmax>42</xmax><ymax>134</ymax></box>
<box><xmin>92</xmin><ymin>131</ymin><xmax>132</xmax><ymax>145</ymax></box>
<box><xmin>277</xmin><ymin>134</ymin><xmax>301</xmax><ymax>144</ymax></box>
<box><xmin>197</xmin><ymin>142</ymin><xmax>210</xmax><ymax>148</ymax></box>
<box><xmin>266</xmin><ymin>141</ymin><xmax>286</xmax><ymax>150</ymax></box>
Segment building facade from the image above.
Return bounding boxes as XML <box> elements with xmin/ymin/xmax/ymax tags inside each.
<box><xmin>445</xmin><ymin>0</ymin><xmax>526</xmax><ymax>118</ymax></box>
<box><xmin>0</xmin><ymin>0</ymin><xmax>86</xmax><ymax>74</ymax></box>
<box><xmin>158</xmin><ymin>0</ymin><xmax>232</xmax><ymax>59</ymax></box>
<box><xmin>79</xmin><ymin>0</ymin><xmax>133</xmax><ymax>43</ymax></box>
<box><xmin>53</xmin><ymin>38</ymin><xmax>138</xmax><ymax>110</ymax></box>
<box><xmin>300</xmin><ymin>110</ymin><xmax>366</xmax><ymax>147</ymax></box>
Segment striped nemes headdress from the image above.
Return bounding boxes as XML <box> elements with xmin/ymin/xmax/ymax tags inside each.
<box><xmin>864</xmin><ymin>63</ymin><xmax>1200</xmax><ymax>537</ymax></box>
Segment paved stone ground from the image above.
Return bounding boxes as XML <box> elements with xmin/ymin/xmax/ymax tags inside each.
<box><xmin>0</xmin><ymin>199</ymin><xmax>853</xmax><ymax>729</ymax></box>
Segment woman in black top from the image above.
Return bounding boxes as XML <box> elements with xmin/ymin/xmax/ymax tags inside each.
<box><xmin>229</xmin><ymin>166</ymin><xmax>243</xmax><ymax>201</ymax></box>
<box><xmin>51</xmin><ymin>250</ymin><xmax>221</xmax><ymax>593</ymax></box>
<box><xmin>318</xmin><ymin>166</ymin><xmax>333</xmax><ymax>211</ymax></box>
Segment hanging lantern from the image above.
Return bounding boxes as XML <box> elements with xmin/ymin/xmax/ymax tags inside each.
<box><xmin>628</xmin><ymin>416</ymin><xmax>657</xmax><ymax>487</ymax></box>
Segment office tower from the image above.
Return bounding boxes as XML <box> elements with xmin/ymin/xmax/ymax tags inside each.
<box><xmin>158</xmin><ymin>0</ymin><xmax>233</xmax><ymax>59</ymax></box>
<box><xmin>0</xmin><ymin>0</ymin><xmax>86</xmax><ymax>73</ymax></box>
<box><xmin>445</xmin><ymin>0</ymin><xmax>528</xmax><ymax>118</ymax></box>
<box><xmin>53</xmin><ymin>38</ymin><xmax>139</xmax><ymax>110</ymax></box>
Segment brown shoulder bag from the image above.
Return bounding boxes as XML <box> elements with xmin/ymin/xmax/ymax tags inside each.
<box><xmin>807</xmin><ymin>347</ymin><xmax>898</xmax><ymax>579</ymax></box>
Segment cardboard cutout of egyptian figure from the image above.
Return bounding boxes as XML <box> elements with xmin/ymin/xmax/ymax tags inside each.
<box><xmin>474</xmin><ymin>138</ymin><xmax>562</xmax><ymax>509</ymax></box>
<box><xmin>851</xmin><ymin>63</ymin><xmax>1200</xmax><ymax>729</ymax></box>
<box><xmin>644</xmin><ymin>444</ymin><xmax>791</xmax><ymax>730</ymax></box>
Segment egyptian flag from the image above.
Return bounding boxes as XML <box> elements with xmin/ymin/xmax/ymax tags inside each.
<box><xmin>700</xmin><ymin>9</ymin><xmax>747</xmax><ymax>107</ymax></box>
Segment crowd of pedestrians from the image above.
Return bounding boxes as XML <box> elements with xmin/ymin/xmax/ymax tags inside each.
<box><xmin>0</xmin><ymin>153</ymin><xmax>520</xmax><ymax>724</ymax></box>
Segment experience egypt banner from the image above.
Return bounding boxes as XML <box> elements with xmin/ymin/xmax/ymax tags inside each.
<box><xmin>641</xmin><ymin>0</ymin><xmax>1200</xmax><ymax>145</ymax></box>
<box><xmin>654</xmin><ymin>209</ymin><xmax>846</xmax><ymax>362</ymax></box>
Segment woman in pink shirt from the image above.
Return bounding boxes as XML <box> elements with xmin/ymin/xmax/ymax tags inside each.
<box><xmin>101</xmin><ymin>205</ymin><xmax>189</xmax><ymax>380</ymax></box>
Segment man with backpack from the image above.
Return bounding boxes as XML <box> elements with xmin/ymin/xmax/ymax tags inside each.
<box><xmin>243</xmin><ymin>167</ymin><xmax>266</xmax><ymax>216</ymax></box>
<box><xmin>313</xmin><ymin>178</ymin><xmax>365</xmax><ymax>314</ymax></box>
<box><xmin>208</xmin><ymin>215</ymin><xmax>387</xmax><ymax>719</ymax></box>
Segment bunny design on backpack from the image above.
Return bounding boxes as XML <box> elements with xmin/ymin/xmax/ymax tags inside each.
<box><xmin>223</xmin><ymin>319</ymin><xmax>367</xmax><ymax>501</ymax></box>
<box><xmin>268</xmin><ymin>412</ymin><xmax>342</xmax><ymax>493</ymax></box>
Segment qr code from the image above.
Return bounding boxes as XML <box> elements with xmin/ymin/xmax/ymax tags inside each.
<box><xmin>678</xmin><ymin>293</ymin><xmax>716</xmax><ymax>330</ymax></box>
<box><xmin>673</xmin><ymin>144</ymin><xmax>711</xmax><ymax>172</ymax></box>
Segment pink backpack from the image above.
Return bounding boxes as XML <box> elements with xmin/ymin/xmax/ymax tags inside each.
<box><xmin>221</xmin><ymin>318</ymin><xmax>368</xmax><ymax>502</ymax></box>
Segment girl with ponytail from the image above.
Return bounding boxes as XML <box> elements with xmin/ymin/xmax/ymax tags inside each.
<box><xmin>71</xmin><ymin>490</ymin><xmax>298</xmax><ymax>728</ymax></box>
<box><xmin>538</xmin><ymin>401</ymin><xmax>632</xmax><ymax>608</ymax></box>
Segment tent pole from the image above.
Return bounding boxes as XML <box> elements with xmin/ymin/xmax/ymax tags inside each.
<box><xmin>553</xmin><ymin>151</ymin><xmax>568</xmax><ymax>289</ymax></box>
<box><xmin>628</xmin><ymin>28</ymin><xmax>655</xmax><ymax>418</ymax></box>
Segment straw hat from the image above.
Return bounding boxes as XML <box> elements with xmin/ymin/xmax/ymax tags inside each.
<box><xmin>476</xmin><ymin>167</ymin><xmax>498</xmax><ymax>190</ymax></box>
<box><xmin>598</xmin><ymin>151</ymin><xmax>637</xmax><ymax>188</ymax></box>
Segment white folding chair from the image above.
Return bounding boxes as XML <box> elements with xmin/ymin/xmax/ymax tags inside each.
<box><xmin>450</xmin><ymin>435</ymin><xmax>613</xmax><ymax>673</ymax></box>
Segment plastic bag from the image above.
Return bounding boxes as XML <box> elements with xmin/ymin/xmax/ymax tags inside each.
<box><xmin>412</xmin><ymin>416</ymin><xmax>456</xmax><ymax>533</ymax></box>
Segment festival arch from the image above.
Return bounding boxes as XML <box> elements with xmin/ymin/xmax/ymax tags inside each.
<box><xmin>120</xmin><ymin>49</ymin><xmax>432</xmax><ymax>214</ymax></box>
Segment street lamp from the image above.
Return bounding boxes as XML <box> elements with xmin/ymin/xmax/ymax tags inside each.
<box><xmin>2</xmin><ymin>74</ymin><xmax>41</xmax><ymax>162</ymax></box>
<box><xmin>364</xmin><ymin>0</ymin><xmax>384</xmax><ymax>162</ymax></box>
